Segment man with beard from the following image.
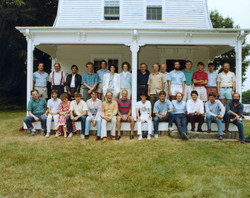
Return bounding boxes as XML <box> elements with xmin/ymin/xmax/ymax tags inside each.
<box><xmin>223</xmin><ymin>93</ymin><xmax>245</xmax><ymax>144</ymax></box>
<box><xmin>167</xmin><ymin>60</ymin><xmax>186</xmax><ymax>101</ymax></box>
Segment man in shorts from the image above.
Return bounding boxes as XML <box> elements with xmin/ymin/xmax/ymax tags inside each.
<box><xmin>205</xmin><ymin>63</ymin><xmax>218</xmax><ymax>100</ymax></box>
<box><xmin>181</xmin><ymin>60</ymin><xmax>194</xmax><ymax>102</ymax></box>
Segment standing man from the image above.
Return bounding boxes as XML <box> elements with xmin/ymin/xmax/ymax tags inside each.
<box><xmin>101</xmin><ymin>92</ymin><xmax>118</xmax><ymax>143</ymax></box>
<box><xmin>181</xmin><ymin>60</ymin><xmax>194</xmax><ymax>102</ymax></box>
<box><xmin>49</xmin><ymin>63</ymin><xmax>66</xmax><ymax>98</ymax></box>
<box><xmin>116</xmin><ymin>90</ymin><xmax>135</xmax><ymax>140</ymax></box>
<box><xmin>23</xmin><ymin>89</ymin><xmax>47</xmax><ymax>136</ymax></box>
<box><xmin>160</xmin><ymin>63</ymin><xmax>169</xmax><ymax>99</ymax></box>
<box><xmin>192</xmin><ymin>62</ymin><xmax>208</xmax><ymax>102</ymax></box>
<box><xmin>137</xmin><ymin>63</ymin><xmax>150</xmax><ymax>101</ymax></box>
<box><xmin>205</xmin><ymin>63</ymin><xmax>218</xmax><ymax>100</ymax></box>
<box><xmin>223</xmin><ymin>93</ymin><xmax>245</xmax><ymax>144</ymax></box>
<box><xmin>187</xmin><ymin>91</ymin><xmax>205</xmax><ymax>132</ymax></box>
<box><xmin>97</xmin><ymin>60</ymin><xmax>110</xmax><ymax>100</ymax></box>
<box><xmin>33</xmin><ymin>62</ymin><xmax>49</xmax><ymax>100</ymax></box>
<box><xmin>217</xmin><ymin>63</ymin><xmax>236</xmax><ymax>106</ymax></box>
<box><xmin>66</xmin><ymin>65</ymin><xmax>82</xmax><ymax>101</ymax></box>
<box><xmin>167</xmin><ymin>60</ymin><xmax>186</xmax><ymax>101</ymax></box>
<box><xmin>172</xmin><ymin>92</ymin><xmax>188</xmax><ymax>140</ymax></box>
<box><xmin>85</xmin><ymin>90</ymin><xmax>102</xmax><ymax>140</ymax></box>
<box><xmin>205</xmin><ymin>92</ymin><xmax>225</xmax><ymax>140</ymax></box>
<box><xmin>147</xmin><ymin>63</ymin><xmax>166</xmax><ymax>112</ymax></box>
<box><xmin>82</xmin><ymin>62</ymin><xmax>98</xmax><ymax>101</ymax></box>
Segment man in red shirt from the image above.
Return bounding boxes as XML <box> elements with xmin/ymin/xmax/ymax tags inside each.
<box><xmin>192</xmin><ymin>62</ymin><xmax>208</xmax><ymax>102</ymax></box>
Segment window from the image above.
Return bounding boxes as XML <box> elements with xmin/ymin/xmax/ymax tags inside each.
<box><xmin>147</xmin><ymin>0</ymin><xmax>162</xmax><ymax>20</ymax></box>
<box><xmin>104</xmin><ymin>0</ymin><xmax>120</xmax><ymax>20</ymax></box>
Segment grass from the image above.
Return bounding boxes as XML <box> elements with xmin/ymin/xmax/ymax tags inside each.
<box><xmin>1</xmin><ymin>111</ymin><xmax>250</xmax><ymax>197</ymax></box>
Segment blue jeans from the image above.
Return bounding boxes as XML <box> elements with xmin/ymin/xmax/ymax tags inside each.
<box><xmin>153</xmin><ymin>112</ymin><xmax>175</xmax><ymax>134</ymax></box>
<box><xmin>66</xmin><ymin>115</ymin><xmax>86</xmax><ymax>134</ymax></box>
<box><xmin>174</xmin><ymin>114</ymin><xmax>187</xmax><ymax>135</ymax></box>
<box><xmin>85</xmin><ymin>115</ymin><xmax>101</xmax><ymax>137</ymax></box>
<box><xmin>23</xmin><ymin>114</ymin><xmax>46</xmax><ymax>130</ymax></box>
<box><xmin>224</xmin><ymin>112</ymin><xmax>245</xmax><ymax>141</ymax></box>
<box><xmin>206</xmin><ymin>114</ymin><xmax>223</xmax><ymax>136</ymax></box>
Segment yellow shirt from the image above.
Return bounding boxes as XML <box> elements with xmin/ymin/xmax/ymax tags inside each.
<box><xmin>147</xmin><ymin>72</ymin><xmax>166</xmax><ymax>94</ymax></box>
<box><xmin>101</xmin><ymin>100</ymin><xmax>118</xmax><ymax>119</ymax></box>
<box><xmin>69</xmin><ymin>100</ymin><xmax>88</xmax><ymax>116</ymax></box>
<box><xmin>217</xmin><ymin>71</ymin><xmax>236</xmax><ymax>87</ymax></box>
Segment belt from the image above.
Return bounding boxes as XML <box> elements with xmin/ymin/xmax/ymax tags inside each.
<box><xmin>138</xmin><ymin>85</ymin><xmax>147</xmax><ymax>87</ymax></box>
<box><xmin>206</xmin><ymin>86</ymin><xmax>217</xmax><ymax>88</ymax></box>
<box><xmin>221</xmin><ymin>87</ymin><xmax>232</xmax><ymax>89</ymax></box>
<box><xmin>186</xmin><ymin>84</ymin><xmax>192</xmax><ymax>86</ymax></box>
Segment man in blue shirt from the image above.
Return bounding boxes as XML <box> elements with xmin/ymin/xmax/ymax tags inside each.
<box><xmin>223</xmin><ymin>93</ymin><xmax>245</xmax><ymax>144</ymax></box>
<box><xmin>23</xmin><ymin>89</ymin><xmax>47</xmax><ymax>137</ymax></box>
<box><xmin>97</xmin><ymin>60</ymin><xmax>110</xmax><ymax>100</ymax></box>
<box><xmin>205</xmin><ymin>63</ymin><xmax>218</xmax><ymax>100</ymax></box>
<box><xmin>153</xmin><ymin>91</ymin><xmax>175</xmax><ymax>138</ymax></box>
<box><xmin>205</xmin><ymin>92</ymin><xmax>225</xmax><ymax>140</ymax></box>
<box><xmin>172</xmin><ymin>93</ymin><xmax>188</xmax><ymax>140</ymax></box>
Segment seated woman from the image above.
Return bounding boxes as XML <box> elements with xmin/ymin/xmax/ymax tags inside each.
<box><xmin>54</xmin><ymin>93</ymin><xmax>76</xmax><ymax>138</ymax></box>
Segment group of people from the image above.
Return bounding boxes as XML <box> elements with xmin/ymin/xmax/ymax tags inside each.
<box><xmin>23</xmin><ymin>60</ymin><xmax>245</xmax><ymax>144</ymax></box>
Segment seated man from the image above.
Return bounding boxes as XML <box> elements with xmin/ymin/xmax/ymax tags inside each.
<box><xmin>187</xmin><ymin>90</ymin><xmax>205</xmax><ymax>132</ymax></box>
<box><xmin>85</xmin><ymin>90</ymin><xmax>102</xmax><ymax>140</ymax></box>
<box><xmin>23</xmin><ymin>89</ymin><xmax>47</xmax><ymax>136</ymax></box>
<box><xmin>153</xmin><ymin>91</ymin><xmax>175</xmax><ymax>138</ymax></box>
<box><xmin>223</xmin><ymin>92</ymin><xmax>245</xmax><ymax>144</ymax></box>
<box><xmin>172</xmin><ymin>92</ymin><xmax>188</xmax><ymax>140</ymax></box>
<box><xmin>116</xmin><ymin>90</ymin><xmax>134</xmax><ymax>140</ymax></box>
<box><xmin>66</xmin><ymin>92</ymin><xmax>87</xmax><ymax>138</ymax></box>
<box><xmin>101</xmin><ymin>92</ymin><xmax>118</xmax><ymax>142</ymax></box>
<box><xmin>136</xmin><ymin>92</ymin><xmax>152</xmax><ymax>140</ymax></box>
<box><xmin>205</xmin><ymin>92</ymin><xmax>225</xmax><ymax>140</ymax></box>
<box><xmin>46</xmin><ymin>89</ymin><xmax>61</xmax><ymax>138</ymax></box>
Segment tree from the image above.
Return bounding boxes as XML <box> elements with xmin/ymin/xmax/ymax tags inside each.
<box><xmin>242</xmin><ymin>90</ymin><xmax>250</xmax><ymax>104</ymax></box>
<box><xmin>210</xmin><ymin>10</ymin><xmax>250</xmax><ymax>83</ymax></box>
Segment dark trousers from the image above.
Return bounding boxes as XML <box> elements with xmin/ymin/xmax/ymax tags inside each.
<box><xmin>187</xmin><ymin>113</ymin><xmax>205</xmax><ymax>129</ymax></box>
<box><xmin>150</xmin><ymin>94</ymin><xmax>159</xmax><ymax>114</ymax></box>
<box><xmin>66</xmin><ymin>115</ymin><xmax>87</xmax><ymax>134</ymax></box>
<box><xmin>174</xmin><ymin>114</ymin><xmax>188</xmax><ymax>135</ymax></box>
<box><xmin>68</xmin><ymin>88</ymin><xmax>76</xmax><ymax>101</ymax></box>
<box><xmin>82</xmin><ymin>88</ymin><xmax>91</xmax><ymax>102</ymax></box>
<box><xmin>137</xmin><ymin>86</ymin><xmax>148</xmax><ymax>101</ymax></box>
<box><xmin>23</xmin><ymin>114</ymin><xmax>46</xmax><ymax>130</ymax></box>
<box><xmin>52</xmin><ymin>85</ymin><xmax>64</xmax><ymax>98</ymax></box>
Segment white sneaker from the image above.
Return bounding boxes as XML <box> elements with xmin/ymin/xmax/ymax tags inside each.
<box><xmin>155</xmin><ymin>134</ymin><xmax>158</xmax><ymax>138</ymax></box>
<box><xmin>147</xmin><ymin>134</ymin><xmax>151</xmax><ymax>140</ymax></box>
<box><xmin>168</xmin><ymin>127</ymin><xmax>174</xmax><ymax>131</ymax></box>
<box><xmin>138</xmin><ymin>135</ymin><xmax>142</xmax><ymax>140</ymax></box>
<box><xmin>45</xmin><ymin>132</ymin><xmax>50</xmax><ymax>138</ymax></box>
<box><xmin>81</xmin><ymin>134</ymin><xmax>85</xmax><ymax>139</ymax></box>
<box><xmin>55</xmin><ymin>132</ymin><xmax>59</xmax><ymax>137</ymax></box>
<box><xmin>68</xmin><ymin>132</ymin><xmax>73</xmax><ymax>138</ymax></box>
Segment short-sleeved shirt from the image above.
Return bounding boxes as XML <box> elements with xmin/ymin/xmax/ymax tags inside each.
<box><xmin>82</xmin><ymin>72</ymin><xmax>98</xmax><ymax>89</ymax></box>
<box><xmin>147</xmin><ymin>72</ymin><xmax>166</xmax><ymax>94</ymax></box>
<box><xmin>69</xmin><ymin>100</ymin><xmax>88</xmax><ymax>116</ymax></box>
<box><xmin>47</xmin><ymin>98</ymin><xmax>62</xmax><ymax>114</ymax></box>
<box><xmin>226</xmin><ymin>100</ymin><xmax>243</xmax><ymax>118</ymax></box>
<box><xmin>33</xmin><ymin>71</ymin><xmax>49</xmax><ymax>87</ymax></box>
<box><xmin>136</xmin><ymin>100</ymin><xmax>151</xmax><ymax>115</ymax></box>
<box><xmin>137</xmin><ymin>70</ymin><xmax>150</xmax><ymax>85</ymax></box>
<box><xmin>217</xmin><ymin>71</ymin><xmax>236</xmax><ymax>87</ymax></box>
<box><xmin>172</xmin><ymin>100</ymin><xmax>187</xmax><ymax>114</ymax></box>
<box><xmin>167</xmin><ymin>70</ymin><xmax>186</xmax><ymax>85</ymax></box>
<box><xmin>206</xmin><ymin>71</ymin><xmax>218</xmax><ymax>87</ymax></box>
<box><xmin>181</xmin><ymin>69</ymin><xmax>194</xmax><ymax>85</ymax></box>
<box><xmin>117</xmin><ymin>98</ymin><xmax>132</xmax><ymax>116</ymax></box>
<box><xmin>27</xmin><ymin>97</ymin><xmax>47</xmax><ymax>115</ymax></box>
<box><xmin>97</xmin><ymin>69</ymin><xmax>110</xmax><ymax>83</ymax></box>
<box><xmin>192</xmin><ymin>71</ymin><xmax>208</xmax><ymax>87</ymax></box>
<box><xmin>153</xmin><ymin>99</ymin><xmax>173</xmax><ymax>115</ymax></box>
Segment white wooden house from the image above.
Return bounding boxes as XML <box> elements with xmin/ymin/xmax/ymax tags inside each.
<box><xmin>16</xmin><ymin>0</ymin><xmax>250</xmax><ymax>122</ymax></box>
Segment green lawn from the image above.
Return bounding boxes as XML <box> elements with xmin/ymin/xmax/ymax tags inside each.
<box><xmin>1</xmin><ymin>111</ymin><xmax>250</xmax><ymax>197</ymax></box>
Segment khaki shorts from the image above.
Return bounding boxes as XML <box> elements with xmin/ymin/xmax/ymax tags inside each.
<box><xmin>97</xmin><ymin>83</ymin><xmax>103</xmax><ymax>93</ymax></box>
<box><xmin>35</xmin><ymin>86</ymin><xmax>48</xmax><ymax>99</ymax></box>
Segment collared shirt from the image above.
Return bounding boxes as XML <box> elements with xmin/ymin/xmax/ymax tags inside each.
<box><xmin>153</xmin><ymin>99</ymin><xmax>173</xmax><ymax>115</ymax></box>
<box><xmin>162</xmin><ymin>72</ymin><xmax>169</xmax><ymax>93</ymax></box>
<box><xmin>181</xmin><ymin>69</ymin><xmax>194</xmax><ymax>84</ymax></box>
<box><xmin>192</xmin><ymin>71</ymin><xmax>208</xmax><ymax>87</ymax></box>
<box><xmin>206</xmin><ymin>71</ymin><xmax>218</xmax><ymax>87</ymax></box>
<box><xmin>97</xmin><ymin>69</ymin><xmax>110</xmax><ymax>83</ymax></box>
<box><xmin>27</xmin><ymin>97</ymin><xmax>47</xmax><ymax>114</ymax></box>
<box><xmin>33</xmin><ymin>71</ymin><xmax>49</xmax><ymax>87</ymax></box>
<box><xmin>137</xmin><ymin>70</ymin><xmax>150</xmax><ymax>85</ymax></box>
<box><xmin>120</xmin><ymin>72</ymin><xmax>132</xmax><ymax>89</ymax></box>
<box><xmin>101</xmin><ymin>100</ymin><xmax>118</xmax><ymax>119</ymax></box>
<box><xmin>82</xmin><ymin>72</ymin><xmax>98</xmax><ymax>89</ymax></box>
<box><xmin>187</xmin><ymin>99</ymin><xmax>204</xmax><ymax>114</ymax></box>
<box><xmin>70</xmin><ymin>74</ymin><xmax>76</xmax><ymax>88</ymax></box>
<box><xmin>147</xmin><ymin>72</ymin><xmax>166</xmax><ymax>94</ymax></box>
<box><xmin>136</xmin><ymin>100</ymin><xmax>151</xmax><ymax>115</ymax></box>
<box><xmin>117</xmin><ymin>98</ymin><xmax>132</xmax><ymax>115</ymax></box>
<box><xmin>167</xmin><ymin>70</ymin><xmax>186</xmax><ymax>85</ymax></box>
<box><xmin>226</xmin><ymin>100</ymin><xmax>243</xmax><ymax>117</ymax></box>
<box><xmin>69</xmin><ymin>100</ymin><xmax>88</xmax><ymax>116</ymax></box>
<box><xmin>172</xmin><ymin>100</ymin><xmax>187</xmax><ymax>114</ymax></box>
<box><xmin>47</xmin><ymin>98</ymin><xmax>62</xmax><ymax>114</ymax></box>
<box><xmin>205</xmin><ymin>100</ymin><xmax>225</xmax><ymax>117</ymax></box>
<box><xmin>217</xmin><ymin>71</ymin><xmax>236</xmax><ymax>87</ymax></box>
<box><xmin>49</xmin><ymin>71</ymin><xmax>66</xmax><ymax>85</ymax></box>
<box><xmin>86</xmin><ymin>98</ymin><xmax>102</xmax><ymax>119</ymax></box>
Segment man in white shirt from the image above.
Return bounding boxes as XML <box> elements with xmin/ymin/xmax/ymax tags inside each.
<box><xmin>45</xmin><ymin>89</ymin><xmax>61</xmax><ymax>137</ymax></box>
<box><xmin>187</xmin><ymin>90</ymin><xmax>205</xmax><ymax>132</ymax></box>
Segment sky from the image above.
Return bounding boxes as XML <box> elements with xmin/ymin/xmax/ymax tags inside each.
<box><xmin>207</xmin><ymin>0</ymin><xmax>250</xmax><ymax>91</ymax></box>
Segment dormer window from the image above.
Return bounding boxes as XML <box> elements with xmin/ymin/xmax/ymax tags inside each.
<box><xmin>147</xmin><ymin>0</ymin><xmax>162</xmax><ymax>20</ymax></box>
<box><xmin>104</xmin><ymin>0</ymin><xmax>120</xmax><ymax>20</ymax></box>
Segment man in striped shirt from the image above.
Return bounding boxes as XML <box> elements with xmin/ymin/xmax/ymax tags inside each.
<box><xmin>116</xmin><ymin>90</ymin><xmax>135</xmax><ymax>140</ymax></box>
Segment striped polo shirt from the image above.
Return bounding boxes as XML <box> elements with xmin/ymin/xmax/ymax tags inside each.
<box><xmin>117</xmin><ymin>98</ymin><xmax>132</xmax><ymax>115</ymax></box>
